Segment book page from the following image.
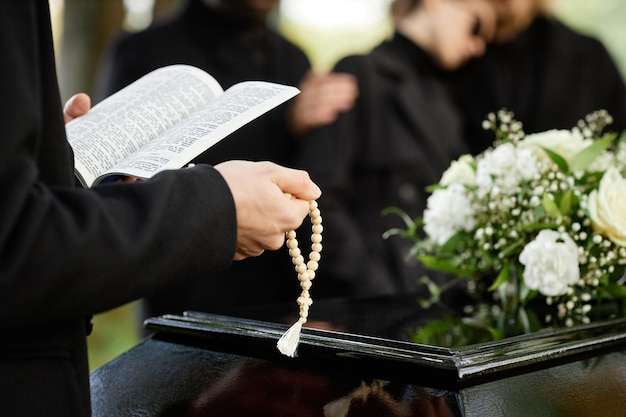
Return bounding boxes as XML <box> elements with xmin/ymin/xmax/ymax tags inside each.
<box><xmin>66</xmin><ymin>65</ymin><xmax>224</xmax><ymax>187</ymax></box>
<box><xmin>93</xmin><ymin>81</ymin><xmax>300</xmax><ymax>184</ymax></box>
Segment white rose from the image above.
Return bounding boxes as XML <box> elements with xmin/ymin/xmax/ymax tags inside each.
<box><xmin>519</xmin><ymin>230</ymin><xmax>580</xmax><ymax>297</ymax></box>
<box><xmin>520</xmin><ymin>129</ymin><xmax>591</xmax><ymax>166</ymax></box>
<box><xmin>440</xmin><ymin>154</ymin><xmax>476</xmax><ymax>186</ymax></box>
<box><xmin>423</xmin><ymin>183</ymin><xmax>476</xmax><ymax>245</ymax></box>
<box><xmin>587</xmin><ymin>166</ymin><xmax>626</xmax><ymax>246</ymax></box>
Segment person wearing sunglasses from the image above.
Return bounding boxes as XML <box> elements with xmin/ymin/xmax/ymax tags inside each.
<box><xmin>449</xmin><ymin>0</ymin><xmax>626</xmax><ymax>155</ymax></box>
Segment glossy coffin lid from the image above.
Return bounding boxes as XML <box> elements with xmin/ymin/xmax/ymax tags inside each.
<box><xmin>145</xmin><ymin>310</ymin><xmax>626</xmax><ymax>389</ymax></box>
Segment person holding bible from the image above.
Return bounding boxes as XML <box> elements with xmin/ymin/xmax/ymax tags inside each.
<box><xmin>96</xmin><ymin>0</ymin><xmax>358</xmax><ymax>320</ymax></box>
<box><xmin>0</xmin><ymin>2</ymin><xmax>321</xmax><ymax>416</ymax></box>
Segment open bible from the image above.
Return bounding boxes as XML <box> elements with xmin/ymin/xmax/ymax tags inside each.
<box><xmin>66</xmin><ymin>64</ymin><xmax>300</xmax><ymax>187</ymax></box>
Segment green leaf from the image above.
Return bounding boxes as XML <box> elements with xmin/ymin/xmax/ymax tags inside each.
<box><xmin>381</xmin><ymin>207</ymin><xmax>422</xmax><ymax>240</ymax></box>
<box><xmin>418</xmin><ymin>255</ymin><xmax>475</xmax><ymax>277</ymax></box>
<box><xmin>604</xmin><ymin>283</ymin><xmax>626</xmax><ymax>299</ymax></box>
<box><xmin>486</xmin><ymin>326</ymin><xmax>505</xmax><ymax>341</ymax></box>
<box><xmin>381</xmin><ymin>206</ymin><xmax>419</xmax><ymax>228</ymax></box>
<box><xmin>532</xmin><ymin>204</ymin><xmax>546</xmax><ymax>223</ymax></box>
<box><xmin>542</xmin><ymin>194</ymin><xmax>561</xmax><ymax>219</ymax></box>
<box><xmin>382</xmin><ymin>227</ymin><xmax>410</xmax><ymax>240</ymax></box>
<box><xmin>570</xmin><ymin>133</ymin><xmax>616</xmax><ymax>172</ymax></box>
<box><xmin>541</xmin><ymin>146</ymin><xmax>569</xmax><ymax>173</ymax></box>
<box><xmin>519</xmin><ymin>222</ymin><xmax>560</xmax><ymax>232</ymax></box>
<box><xmin>416</xmin><ymin>276</ymin><xmax>442</xmax><ymax>308</ymax></box>
<box><xmin>488</xmin><ymin>261</ymin><xmax>510</xmax><ymax>291</ymax></box>
<box><xmin>559</xmin><ymin>190</ymin><xmax>573</xmax><ymax>216</ymax></box>
<box><xmin>405</xmin><ymin>241</ymin><xmax>428</xmax><ymax>260</ymax></box>
<box><xmin>518</xmin><ymin>306</ymin><xmax>530</xmax><ymax>333</ymax></box>
<box><xmin>498</xmin><ymin>240</ymin><xmax>524</xmax><ymax>259</ymax></box>
<box><xmin>425</xmin><ymin>183</ymin><xmax>446</xmax><ymax>193</ymax></box>
<box><xmin>439</xmin><ymin>231</ymin><xmax>471</xmax><ymax>255</ymax></box>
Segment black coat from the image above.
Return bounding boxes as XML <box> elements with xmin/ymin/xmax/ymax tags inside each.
<box><xmin>297</xmin><ymin>34</ymin><xmax>468</xmax><ymax>298</ymax></box>
<box><xmin>98</xmin><ymin>0</ymin><xmax>312</xmax><ymax>318</ymax></box>
<box><xmin>0</xmin><ymin>2</ymin><xmax>237</xmax><ymax>415</ymax></box>
<box><xmin>449</xmin><ymin>16</ymin><xmax>626</xmax><ymax>155</ymax></box>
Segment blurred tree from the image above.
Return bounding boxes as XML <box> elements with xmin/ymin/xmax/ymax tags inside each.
<box><xmin>58</xmin><ymin>0</ymin><xmax>124</xmax><ymax>101</ymax></box>
<box><xmin>554</xmin><ymin>0</ymin><xmax>626</xmax><ymax>77</ymax></box>
<box><xmin>58</xmin><ymin>0</ymin><xmax>181</xmax><ymax>102</ymax></box>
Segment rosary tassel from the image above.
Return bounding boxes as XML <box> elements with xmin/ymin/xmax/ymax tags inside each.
<box><xmin>277</xmin><ymin>317</ymin><xmax>306</xmax><ymax>357</ymax></box>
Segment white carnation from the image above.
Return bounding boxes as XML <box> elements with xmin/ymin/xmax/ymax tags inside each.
<box><xmin>424</xmin><ymin>183</ymin><xmax>476</xmax><ymax>245</ymax></box>
<box><xmin>519</xmin><ymin>230</ymin><xmax>580</xmax><ymax>296</ymax></box>
<box><xmin>476</xmin><ymin>143</ymin><xmax>539</xmax><ymax>197</ymax></box>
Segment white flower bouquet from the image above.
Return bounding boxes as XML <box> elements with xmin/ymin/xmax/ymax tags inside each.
<box><xmin>387</xmin><ymin>110</ymin><xmax>626</xmax><ymax>342</ymax></box>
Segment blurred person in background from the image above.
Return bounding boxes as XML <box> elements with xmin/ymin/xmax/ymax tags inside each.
<box><xmin>295</xmin><ymin>0</ymin><xmax>496</xmax><ymax>299</ymax></box>
<box><xmin>448</xmin><ymin>0</ymin><xmax>626</xmax><ymax>154</ymax></box>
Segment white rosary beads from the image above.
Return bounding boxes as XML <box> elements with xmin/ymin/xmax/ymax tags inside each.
<box><xmin>277</xmin><ymin>200</ymin><xmax>322</xmax><ymax>357</ymax></box>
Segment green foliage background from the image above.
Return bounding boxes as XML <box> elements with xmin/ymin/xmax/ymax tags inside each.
<box><xmin>88</xmin><ymin>0</ymin><xmax>626</xmax><ymax>372</ymax></box>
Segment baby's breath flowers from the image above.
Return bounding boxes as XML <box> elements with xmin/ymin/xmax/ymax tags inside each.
<box><xmin>389</xmin><ymin>109</ymin><xmax>626</xmax><ymax>332</ymax></box>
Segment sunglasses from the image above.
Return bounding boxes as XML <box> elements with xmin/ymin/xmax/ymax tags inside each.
<box><xmin>472</xmin><ymin>16</ymin><xmax>482</xmax><ymax>37</ymax></box>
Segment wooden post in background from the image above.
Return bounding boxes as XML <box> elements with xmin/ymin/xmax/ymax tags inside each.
<box><xmin>58</xmin><ymin>0</ymin><xmax>124</xmax><ymax>102</ymax></box>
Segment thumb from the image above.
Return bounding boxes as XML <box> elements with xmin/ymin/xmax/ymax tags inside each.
<box><xmin>64</xmin><ymin>93</ymin><xmax>91</xmax><ymax>123</ymax></box>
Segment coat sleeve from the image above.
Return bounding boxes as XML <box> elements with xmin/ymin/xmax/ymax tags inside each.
<box><xmin>0</xmin><ymin>2</ymin><xmax>237</xmax><ymax>329</ymax></box>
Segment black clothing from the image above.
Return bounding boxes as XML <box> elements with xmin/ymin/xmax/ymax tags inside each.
<box><xmin>98</xmin><ymin>0</ymin><xmax>311</xmax><ymax>318</ymax></box>
<box><xmin>449</xmin><ymin>17</ymin><xmax>626</xmax><ymax>155</ymax></box>
<box><xmin>0</xmin><ymin>1</ymin><xmax>238</xmax><ymax>416</ymax></box>
<box><xmin>297</xmin><ymin>34</ymin><xmax>468</xmax><ymax>298</ymax></box>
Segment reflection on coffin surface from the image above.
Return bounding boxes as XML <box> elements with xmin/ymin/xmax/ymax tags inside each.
<box><xmin>90</xmin><ymin>294</ymin><xmax>626</xmax><ymax>416</ymax></box>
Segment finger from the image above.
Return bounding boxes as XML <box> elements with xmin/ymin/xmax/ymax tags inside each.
<box><xmin>315</xmin><ymin>74</ymin><xmax>357</xmax><ymax>92</ymax></box>
<box><xmin>328</xmin><ymin>72</ymin><xmax>358</xmax><ymax>85</ymax></box>
<box><xmin>234</xmin><ymin>247</ymin><xmax>264</xmax><ymax>261</ymax></box>
<box><xmin>63</xmin><ymin>93</ymin><xmax>91</xmax><ymax>123</ymax></box>
<box><xmin>299</xmin><ymin>69</ymin><xmax>326</xmax><ymax>85</ymax></box>
<box><xmin>273</xmin><ymin>167</ymin><xmax>321</xmax><ymax>202</ymax></box>
<box><xmin>316</xmin><ymin>76</ymin><xmax>359</xmax><ymax>103</ymax></box>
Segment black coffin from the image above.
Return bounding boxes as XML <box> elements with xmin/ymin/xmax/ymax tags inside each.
<box><xmin>90</xmin><ymin>295</ymin><xmax>626</xmax><ymax>416</ymax></box>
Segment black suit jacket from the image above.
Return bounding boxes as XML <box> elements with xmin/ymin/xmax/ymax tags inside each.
<box><xmin>97</xmin><ymin>0</ymin><xmax>312</xmax><ymax>319</ymax></box>
<box><xmin>297</xmin><ymin>34</ymin><xmax>468</xmax><ymax>298</ymax></box>
<box><xmin>0</xmin><ymin>2</ymin><xmax>237</xmax><ymax>415</ymax></box>
<box><xmin>449</xmin><ymin>17</ymin><xmax>626</xmax><ymax>154</ymax></box>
